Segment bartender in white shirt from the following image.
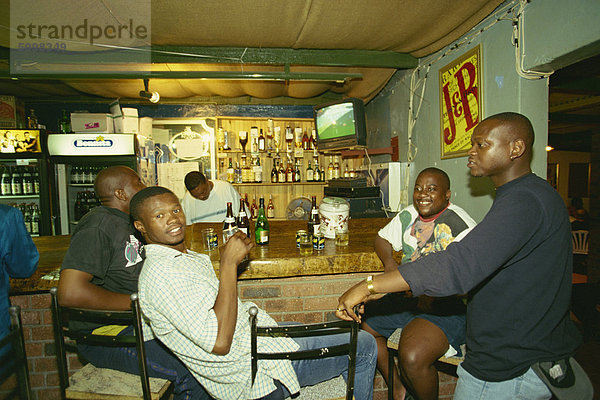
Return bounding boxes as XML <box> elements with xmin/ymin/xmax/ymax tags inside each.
<box><xmin>181</xmin><ymin>171</ymin><xmax>240</xmax><ymax>224</ymax></box>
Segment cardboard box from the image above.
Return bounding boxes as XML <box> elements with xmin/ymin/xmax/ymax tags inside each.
<box><xmin>71</xmin><ymin>113</ymin><xmax>114</xmax><ymax>133</ymax></box>
<box><xmin>0</xmin><ymin>95</ymin><xmax>25</xmax><ymax>128</ymax></box>
<box><xmin>114</xmin><ymin>107</ymin><xmax>139</xmax><ymax>133</ymax></box>
<box><xmin>139</xmin><ymin>117</ymin><xmax>153</xmax><ymax>138</ymax></box>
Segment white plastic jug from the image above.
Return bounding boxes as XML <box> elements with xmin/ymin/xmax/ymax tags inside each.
<box><xmin>318</xmin><ymin>197</ymin><xmax>350</xmax><ymax>239</ymax></box>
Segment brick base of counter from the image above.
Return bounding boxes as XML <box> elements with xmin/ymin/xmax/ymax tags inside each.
<box><xmin>7</xmin><ymin>273</ymin><xmax>457</xmax><ymax>399</ymax></box>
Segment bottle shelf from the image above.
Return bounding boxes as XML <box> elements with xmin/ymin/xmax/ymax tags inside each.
<box><xmin>232</xmin><ymin>182</ymin><xmax>326</xmax><ymax>186</ymax></box>
<box><xmin>0</xmin><ymin>194</ymin><xmax>39</xmax><ymax>199</ymax></box>
<box><xmin>69</xmin><ymin>183</ymin><xmax>95</xmax><ymax>187</ymax></box>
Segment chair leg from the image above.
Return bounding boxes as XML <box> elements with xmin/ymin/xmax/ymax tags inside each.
<box><xmin>388</xmin><ymin>348</ymin><xmax>394</xmax><ymax>400</ymax></box>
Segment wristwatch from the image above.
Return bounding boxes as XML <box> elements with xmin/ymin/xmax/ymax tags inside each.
<box><xmin>366</xmin><ymin>275</ymin><xmax>377</xmax><ymax>295</ymax></box>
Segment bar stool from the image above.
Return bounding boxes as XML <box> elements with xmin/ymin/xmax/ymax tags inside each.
<box><xmin>0</xmin><ymin>306</ymin><xmax>32</xmax><ymax>400</ymax></box>
<box><xmin>50</xmin><ymin>287</ymin><xmax>171</xmax><ymax>400</ymax></box>
<box><xmin>386</xmin><ymin>327</ymin><xmax>465</xmax><ymax>400</ymax></box>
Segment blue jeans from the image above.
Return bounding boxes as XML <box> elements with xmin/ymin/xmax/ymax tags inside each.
<box><xmin>262</xmin><ymin>330</ymin><xmax>377</xmax><ymax>400</ymax></box>
<box><xmin>454</xmin><ymin>364</ymin><xmax>552</xmax><ymax>400</ymax></box>
<box><xmin>78</xmin><ymin>326</ymin><xmax>211</xmax><ymax>400</ymax></box>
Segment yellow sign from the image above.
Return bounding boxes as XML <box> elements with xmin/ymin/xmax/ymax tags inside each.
<box><xmin>0</xmin><ymin>129</ymin><xmax>41</xmax><ymax>153</ymax></box>
<box><xmin>439</xmin><ymin>45</ymin><xmax>483</xmax><ymax>159</ymax></box>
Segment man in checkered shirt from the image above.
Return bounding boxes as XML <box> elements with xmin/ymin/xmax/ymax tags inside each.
<box><xmin>132</xmin><ymin>186</ymin><xmax>377</xmax><ymax>400</ymax></box>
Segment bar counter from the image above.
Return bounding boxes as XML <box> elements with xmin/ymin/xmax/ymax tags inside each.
<box><xmin>12</xmin><ymin>217</ymin><xmax>396</xmax><ymax>294</ymax></box>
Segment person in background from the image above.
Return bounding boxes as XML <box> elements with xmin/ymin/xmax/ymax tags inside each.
<box><xmin>337</xmin><ymin>112</ymin><xmax>582</xmax><ymax>400</ymax></box>
<box><xmin>132</xmin><ymin>186</ymin><xmax>377</xmax><ymax>400</ymax></box>
<box><xmin>181</xmin><ymin>171</ymin><xmax>240</xmax><ymax>224</ymax></box>
<box><xmin>57</xmin><ymin>166</ymin><xmax>209</xmax><ymax>400</ymax></box>
<box><xmin>366</xmin><ymin>167</ymin><xmax>476</xmax><ymax>400</ymax></box>
<box><xmin>0</xmin><ymin>204</ymin><xmax>38</xmax><ymax>353</ymax></box>
<box><xmin>569</xmin><ymin>197</ymin><xmax>589</xmax><ymax>231</ymax></box>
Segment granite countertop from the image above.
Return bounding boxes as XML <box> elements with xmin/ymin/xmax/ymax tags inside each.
<box><xmin>11</xmin><ymin>218</ymin><xmax>396</xmax><ymax>295</ymax></box>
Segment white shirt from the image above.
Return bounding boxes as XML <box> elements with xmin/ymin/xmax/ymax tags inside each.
<box><xmin>181</xmin><ymin>180</ymin><xmax>240</xmax><ymax>224</ymax></box>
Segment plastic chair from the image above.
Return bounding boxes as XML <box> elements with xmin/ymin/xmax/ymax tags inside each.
<box><xmin>0</xmin><ymin>306</ymin><xmax>32</xmax><ymax>400</ymax></box>
<box><xmin>572</xmin><ymin>230</ymin><xmax>589</xmax><ymax>255</ymax></box>
<box><xmin>50</xmin><ymin>287</ymin><xmax>170</xmax><ymax>400</ymax></box>
<box><xmin>249</xmin><ymin>306</ymin><xmax>359</xmax><ymax>400</ymax></box>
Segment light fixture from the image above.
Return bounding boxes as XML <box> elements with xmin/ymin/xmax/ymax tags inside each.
<box><xmin>545</xmin><ymin>146</ymin><xmax>554</xmax><ymax>152</ymax></box>
<box><xmin>139</xmin><ymin>78</ymin><xmax>160</xmax><ymax>103</ymax></box>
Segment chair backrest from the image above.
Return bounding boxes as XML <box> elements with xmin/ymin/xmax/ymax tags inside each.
<box><xmin>49</xmin><ymin>287</ymin><xmax>151</xmax><ymax>400</ymax></box>
<box><xmin>0</xmin><ymin>306</ymin><xmax>32</xmax><ymax>400</ymax></box>
<box><xmin>572</xmin><ymin>230</ymin><xmax>589</xmax><ymax>255</ymax></box>
<box><xmin>248</xmin><ymin>306</ymin><xmax>359</xmax><ymax>400</ymax></box>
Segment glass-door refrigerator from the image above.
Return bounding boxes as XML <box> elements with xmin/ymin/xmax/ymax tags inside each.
<box><xmin>0</xmin><ymin>129</ymin><xmax>53</xmax><ymax>236</ymax></box>
<box><xmin>47</xmin><ymin>133</ymin><xmax>146</xmax><ymax>235</ymax></box>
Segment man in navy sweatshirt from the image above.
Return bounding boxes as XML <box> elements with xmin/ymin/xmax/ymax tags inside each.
<box><xmin>336</xmin><ymin>112</ymin><xmax>581</xmax><ymax>400</ymax></box>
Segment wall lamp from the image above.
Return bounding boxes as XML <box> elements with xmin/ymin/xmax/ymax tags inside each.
<box><xmin>139</xmin><ymin>78</ymin><xmax>160</xmax><ymax>103</ymax></box>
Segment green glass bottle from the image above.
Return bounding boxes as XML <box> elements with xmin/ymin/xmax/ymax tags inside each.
<box><xmin>254</xmin><ymin>197</ymin><xmax>269</xmax><ymax>245</ymax></box>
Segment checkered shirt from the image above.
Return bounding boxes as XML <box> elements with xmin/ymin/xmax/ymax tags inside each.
<box><xmin>138</xmin><ymin>244</ymin><xmax>300</xmax><ymax>400</ymax></box>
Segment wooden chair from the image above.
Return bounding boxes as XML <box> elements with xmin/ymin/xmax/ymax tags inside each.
<box><xmin>0</xmin><ymin>306</ymin><xmax>32</xmax><ymax>400</ymax></box>
<box><xmin>50</xmin><ymin>287</ymin><xmax>171</xmax><ymax>400</ymax></box>
<box><xmin>249</xmin><ymin>306</ymin><xmax>359</xmax><ymax>400</ymax></box>
<box><xmin>572</xmin><ymin>230</ymin><xmax>589</xmax><ymax>255</ymax></box>
<box><xmin>386</xmin><ymin>327</ymin><xmax>465</xmax><ymax>400</ymax></box>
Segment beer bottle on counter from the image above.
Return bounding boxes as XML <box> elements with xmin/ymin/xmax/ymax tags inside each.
<box><xmin>237</xmin><ymin>198</ymin><xmax>250</xmax><ymax>236</ymax></box>
<box><xmin>222</xmin><ymin>202</ymin><xmax>238</xmax><ymax>243</ymax></box>
<box><xmin>254</xmin><ymin>197</ymin><xmax>269</xmax><ymax>245</ymax></box>
<box><xmin>1</xmin><ymin>167</ymin><xmax>11</xmax><ymax>196</ymax></box>
<box><xmin>308</xmin><ymin>195</ymin><xmax>321</xmax><ymax>235</ymax></box>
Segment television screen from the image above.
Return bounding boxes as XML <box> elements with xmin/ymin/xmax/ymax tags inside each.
<box><xmin>314</xmin><ymin>98</ymin><xmax>366</xmax><ymax>151</ymax></box>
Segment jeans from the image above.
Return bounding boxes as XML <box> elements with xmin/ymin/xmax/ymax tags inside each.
<box><xmin>454</xmin><ymin>364</ymin><xmax>552</xmax><ymax>400</ymax></box>
<box><xmin>78</xmin><ymin>326</ymin><xmax>211</xmax><ymax>400</ymax></box>
<box><xmin>262</xmin><ymin>330</ymin><xmax>377</xmax><ymax>400</ymax></box>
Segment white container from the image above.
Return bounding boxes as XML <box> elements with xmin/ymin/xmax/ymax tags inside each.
<box><xmin>138</xmin><ymin>117</ymin><xmax>153</xmax><ymax>138</ymax></box>
<box><xmin>319</xmin><ymin>197</ymin><xmax>350</xmax><ymax>239</ymax></box>
<box><xmin>70</xmin><ymin>113</ymin><xmax>114</xmax><ymax>133</ymax></box>
<box><xmin>114</xmin><ymin>107</ymin><xmax>139</xmax><ymax>133</ymax></box>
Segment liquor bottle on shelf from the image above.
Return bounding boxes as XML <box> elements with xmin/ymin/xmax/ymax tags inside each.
<box><xmin>333</xmin><ymin>157</ymin><xmax>341</xmax><ymax>179</ymax></box>
<box><xmin>294</xmin><ymin>161</ymin><xmax>301</xmax><ymax>182</ymax></box>
<box><xmin>27</xmin><ymin>109</ymin><xmax>38</xmax><ymax>129</ymax></box>
<box><xmin>236</xmin><ymin>198</ymin><xmax>250</xmax><ymax>236</ymax></box>
<box><xmin>267</xmin><ymin>194</ymin><xmax>275</xmax><ymax>219</ymax></box>
<box><xmin>277</xmin><ymin>158</ymin><xmax>286</xmax><ymax>183</ymax></box>
<box><xmin>302</xmin><ymin>129</ymin><xmax>309</xmax><ymax>150</ymax></box>
<box><xmin>258</xmin><ymin>129</ymin><xmax>266</xmax><ymax>152</ymax></box>
<box><xmin>11</xmin><ymin>166</ymin><xmax>22</xmax><ymax>195</ymax></box>
<box><xmin>285</xmin><ymin>162</ymin><xmax>293</xmax><ymax>183</ymax></box>
<box><xmin>216</xmin><ymin>127</ymin><xmax>225</xmax><ymax>152</ymax></box>
<box><xmin>273</xmin><ymin>125</ymin><xmax>281</xmax><ymax>152</ymax></box>
<box><xmin>306</xmin><ymin>161</ymin><xmax>314</xmax><ymax>182</ymax></box>
<box><xmin>22</xmin><ymin>167</ymin><xmax>33</xmax><ymax>195</ymax></box>
<box><xmin>222</xmin><ymin>202</ymin><xmax>238</xmax><ymax>243</ymax></box>
<box><xmin>226</xmin><ymin>158</ymin><xmax>235</xmax><ymax>183</ymax></box>
<box><xmin>235</xmin><ymin>162</ymin><xmax>242</xmax><ymax>184</ymax></box>
<box><xmin>244</xmin><ymin>193</ymin><xmax>251</xmax><ymax>219</ymax></box>
<box><xmin>59</xmin><ymin>109</ymin><xmax>71</xmax><ymax>133</ymax></box>
<box><xmin>327</xmin><ymin>157</ymin><xmax>334</xmax><ymax>181</ymax></box>
<box><xmin>1</xmin><ymin>167</ymin><xmax>11</xmax><ymax>196</ymax></box>
<box><xmin>307</xmin><ymin>196</ymin><xmax>321</xmax><ymax>235</ymax></box>
<box><xmin>254</xmin><ymin>197</ymin><xmax>269</xmax><ymax>245</ymax></box>
<box><xmin>310</xmin><ymin>129</ymin><xmax>317</xmax><ymax>150</ymax></box>
<box><xmin>270</xmin><ymin>160</ymin><xmax>278</xmax><ymax>183</ymax></box>
<box><xmin>242</xmin><ymin>156</ymin><xmax>252</xmax><ymax>183</ymax></box>
<box><xmin>31</xmin><ymin>204</ymin><xmax>39</xmax><ymax>235</ymax></box>
<box><xmin>313</xmin><ymin>161</ymin><xmax>321</xmax><ymax>182</ymax></box>
<box><xmin>294</xmin><ymin>127</ymin><xmax>303</xmax><ymax>149</ymax></box>
<box><xmin>253</xmin><ymin>157</ymin><xmax>262</xmax><ymax>183</ymax></box>
<box><xmin>250</xmin><ymin>127</ymin><xmax>259</xmax><ymax>153</ymax></box>
<box><xmin>239</xmin><ymin>130</ymin><xmax>248</xmax><ymax>153</ymax></box>
<box><xmin>267</xmin><ymin>119</ymin><xmax>274</xmax><ymax>152</ymax></box>
<box><xmin>223</xmin><ymin>131</ymin><xmax>231</xmax><ymax>151</ymax></box>
<box><xmin>250</xmin><ymin>197</ymin><xmax>258</xmax><ymax>219</ymax></box>
<box><xmin>344</xmin><ymin>162</ymin><xmax>350</xmax><ymax>178</ymax></box>
<box><xmin>285</xmin><ymin>126</ymin><xmax>294</xmax><ymax>152</ymax></box>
